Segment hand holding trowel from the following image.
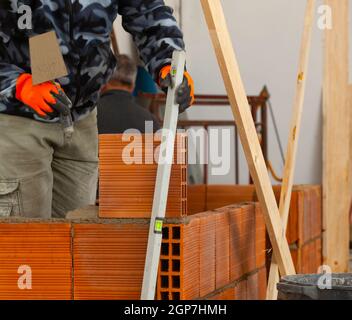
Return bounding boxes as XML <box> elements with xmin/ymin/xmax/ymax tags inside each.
<box><xmin>49</xmin><ymin>83</ymin><xmax>74</xmax><ymax>137</ymax></box>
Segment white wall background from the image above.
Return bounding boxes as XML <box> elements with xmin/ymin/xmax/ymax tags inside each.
<box><xmin>114</xmin><ymin>0</ymin><xmax>324</xmax><ymax>185</ymax></box>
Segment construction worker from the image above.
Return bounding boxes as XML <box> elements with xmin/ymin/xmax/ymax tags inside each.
<box><xmin>0</xmin><ymin>1</ymin><xmax>194</xmax><ymax>219</ymax></box>
<box><xmin>97</xmin><ymin>54</ymin><xmax>161</xmax><ymax>134</ymax></box>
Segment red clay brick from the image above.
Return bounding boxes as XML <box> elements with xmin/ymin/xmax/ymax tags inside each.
<box><xmin>258</xmin><ymin>268</ymin><xmax>267</xmax><ymax>300</ymax></box>
<box><xmin>247</xmin><ymin>272</ymin><xmax>259</xmax><ymax>300</ymax></box>
<box><xmin>188</xmin><ymin>185</ymin><xmax>207</xmax><ymax>215</ymax></box>
<box><xmin>99</xmin><ymin>134</ymin><xmax>187</xmax><ymax>218</ymax></box>
<box><xmin>215</xmin><ymin>210</ymin><xmax>230</xmax><ymax>289</ymax></box>
<box><xmin>182</xmin><ymin>217</ymin><xmax>201</xmax><ymax>300</ymax></box>
<box><xmin>302</xmin><ymin>242</ymin><xmax>314</xmax><ymax>274</ymax></box>
<box><xmin>206</xmin><ymin>287</ymin><xmax>235</xmax><ymax>300</ymax></box>
<box><xmin>241</xmin><ymin>204</ymin><xmax>256</xmax><ymax>274</ymax></box>
<box><xmin>311</xmin><ymin>187</ymin><xmax>322</xmax><ymax>239</ymax></box>
<box><xmin>294</xmin><ymin>237</ymin><xmax>322</xmax><ymax>275</ymax></box>
<box><xmin>199</xmin><ymin>212</ymin><xmax>216</xmax><ymax>297</ymax></box>
<box><xmin>290</xmin><ymin>247</ymin><xmax>300</xmax><ymax>272</ymax></box>
<box><xmin>295</xmin><ymin>190</ymin><xmax>305</xmax><ymax>247</ymax></box>
<box><xmin>302</xmin><ymin>189</ymin><xmax>311</xmax><ymax>244</ymax></box>
<box><xmin>287</xmin><ymin>191</ymin><xmax>299</xmax><ymax>244</ymax></box>
<box><xmin>234</xmin><ymin>279</ymin><xmax>247</xmax><ymax>300</ymax></box>
<box><xmin>0</xmin><ymin>223</ymin><xmax>72</xmax><ymax>300</ymax></box>
<box><xmin>73</xmin><ymin>223</ymin><xmax>149</xmax><ymax>300</ymax></box>
<box><xmin>229</xmin><ymin>204</ymin><xmax>256</xmax><ymax>281</ymax></box>
<box><xmin>315</xmin><ymin>238</ymin><xmax>322</xmax><ymax>271</ymax></box>
<box><xmin>204</xmin><ymin>185</ymin><xmax>322</xmax><ymax>249</ymax></box>
<box><xmin>206</xmin><ymin>185</ymin><xmax>256</xmax><ymax>210</ymax></box>
<box><xmin>229</xmin><ymin>205</ymin><xmax>244</xmax><ymax>281</ymax></box>
<box><xmin>255</xmin><ymin>203</ymin><xmax>266</xmax><ymax>268</ymax></box>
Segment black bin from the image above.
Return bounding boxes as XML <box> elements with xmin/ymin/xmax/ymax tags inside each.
<box><xmin>277</xmin><ymin>273</ymin><xmax>352</xmax><ymax>300</ymax></box>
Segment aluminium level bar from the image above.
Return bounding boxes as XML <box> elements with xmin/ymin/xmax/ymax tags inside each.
<box><xmin>141</xmin><ymin>51</ymin><xmax>186</xmax><ymax>300</ymax></box>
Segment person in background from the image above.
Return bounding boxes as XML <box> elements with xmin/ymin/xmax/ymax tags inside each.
<box><xmin>97</xmin><ymin>55</ymin><xmax>161</xmax><ymax>134</ymax></box>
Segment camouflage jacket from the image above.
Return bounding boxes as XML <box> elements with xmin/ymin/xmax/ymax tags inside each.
<box><xmin>0</xmin><ymin>0</ymin><xmax>184</xmax><ymax>122</ymax></box>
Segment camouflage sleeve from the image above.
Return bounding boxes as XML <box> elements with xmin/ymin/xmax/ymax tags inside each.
<box><xmin>0</xmin><ymin>4</ymin><xmax>25</xmax><ymax>103</ymax></box>
<box><xmin>118</xmin><ymin>0</ymin><xmax>185</xmax><ymax>81</ymax></box>
<box><xmin>0</xmin><ymin>62</ymin><xmax>24</xmax><ymax>103</ymax></box>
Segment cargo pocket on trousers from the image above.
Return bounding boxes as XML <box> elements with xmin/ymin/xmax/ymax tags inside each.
<box><xmin>0</xmin><ymin>180</ymin><xmax>22</xmax><ymax>217</ymax></box>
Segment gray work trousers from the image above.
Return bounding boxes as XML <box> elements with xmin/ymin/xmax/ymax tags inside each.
<box><xmin>0</xmin><ymin>110</ymin><xmax>98</xmax><ymax>219</ymax></box>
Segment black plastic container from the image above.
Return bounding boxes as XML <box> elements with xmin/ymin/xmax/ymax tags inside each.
<box><xmin>277</xmin><ymin>273</ymin><xmax>352</xmax><ymax>300</ymax></box>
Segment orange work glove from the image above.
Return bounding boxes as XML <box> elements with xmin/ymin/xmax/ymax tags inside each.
<box><xmin>159</xmin><ymin>65</ymin><xmax>195</xmax><ymax>113</ymax></box>
<box><xmin>15</xmin><ymin>73</ymin><xmax>62</xmax><ymax>118</ymax></box>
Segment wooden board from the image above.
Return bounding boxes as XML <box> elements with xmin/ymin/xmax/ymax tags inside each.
<box><xmin>323</xmin><ymin>0</ymin><xmax>351</xmax><ymax>272</ymax></box>
<box><xmin>267</xmin><ymin>0</ymin><xmax>316</xmax><ymax>300</ymax></box>
<box><xmin>201</xmin><ymin>0</ymin><xmax>295</xmax><ymax>276</ymax></box>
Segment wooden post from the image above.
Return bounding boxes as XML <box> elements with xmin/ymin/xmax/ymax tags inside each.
<box><xmin>323</xmin><ymin>0</ymin><xmax>351</xmax><ymax>272</ymax></box>
<box><xmin>200</xmin><ymin>0</ymin><xmax>295</xmax><ymax>276</ymax></box>
<box><xmin>266</xmin><ymin>0</ymin><xmax>316</xmax><ymax>300</ymax></box>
